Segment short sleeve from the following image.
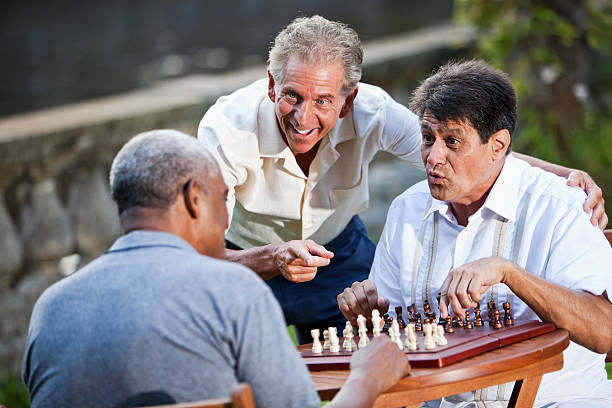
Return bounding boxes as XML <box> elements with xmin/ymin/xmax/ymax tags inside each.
<box><xmin>234</xmin><ymin>286</ymin><xmax>321</xmax><ymax>408</ymax></box>
<box><xmin>378</xmin><ymin>97</ymin><xmax>424</xmax><ymax>170</ymax></box>
<box><xmin>545</xmin><ymin>199</ymin><xmax>612</xmax><ymax>297</ymax></box>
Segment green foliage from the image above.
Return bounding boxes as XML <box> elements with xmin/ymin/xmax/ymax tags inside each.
<box><xmin>455</xmin><ymin>0</ymin><xmax>612</xmax><ymax>214</ymax></box>
<box><xmin>0</xmin><ymin>373</ymin><xmax>29</xmax><ymax>408</ymax></box>
<box><xmin>607</xmin><ymin>362</ymin><xmax>612</xmax><ymax>379</ymax></box>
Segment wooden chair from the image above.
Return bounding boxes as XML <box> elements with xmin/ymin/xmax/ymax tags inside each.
<box><xmin>605</xmin><ymin>229</ymin><xmax>612</xmax><ymax>363</ymax></box>
<box><xmin>140</xmin><ymin>383</ymin><xmax>255</xmax><ymax>408</ymax></box>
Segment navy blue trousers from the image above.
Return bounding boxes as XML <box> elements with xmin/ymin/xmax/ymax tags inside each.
<box><xmin>226</xmin><ymin>215</ymin><xmax>375</xmax><ymax>344</ymax></box>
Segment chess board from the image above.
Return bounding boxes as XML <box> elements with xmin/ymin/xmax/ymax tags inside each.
<box><xmin>300</xmin><ymin>320</ymin><xmax>555</xmax><ymax>370</ymax></box>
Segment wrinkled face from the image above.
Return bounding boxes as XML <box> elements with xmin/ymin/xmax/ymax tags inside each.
<box><xmin>420</xmin><ymin>111</ymin><xmax>498</xmax><ymax>206</ymax></box>
<box><xmin>196</xmin><ymin>172</ymin><xmax>229</xmax><ymax>259</ymax></box>
<box><xmin>268</xmin><ymin>56</ymin><xmax>352</xmax><ymax>155</ymax></box>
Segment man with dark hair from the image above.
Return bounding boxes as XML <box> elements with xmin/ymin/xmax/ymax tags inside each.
<box><xmin>22</xmin><ymin>130</ymin><xmax>411</xmax><ymax>408</ymax></box>
<box><xmin>198</xmin><ymin>16</ymin><xmax>607</xmax><ymax>344</ymax></box>
<box><xmin>337</xmin><ymin>60</ymin><xmax>612</xmax><ymax>407</ymax></box>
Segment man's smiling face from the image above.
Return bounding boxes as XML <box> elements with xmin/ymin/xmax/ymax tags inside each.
<box><xmin>268</xmin><ymin>56</ymin><xmax>354</xmax><ymax>155</ymax></box>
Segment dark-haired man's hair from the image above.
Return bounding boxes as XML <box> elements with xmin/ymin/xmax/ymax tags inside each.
<box><xmin>410</xmin><ymin>60</ymin><xmax>517</xmax><ymax>153</ymax></box>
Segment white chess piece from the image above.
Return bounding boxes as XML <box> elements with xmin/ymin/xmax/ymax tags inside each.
<box><xmin>342</xmin><ymin>323</ymin><xmax>349</xmax><ymax>350</ymax></box>
<box><xmin>329</xmin><ymin>327</ymin><xmax>340</xmax><ymax>352</ymax></box>
<box><xmin>311</xmin><ymin>329</ymin><xmax>322</xmax><ymax>354</ymax></box>
<box><xmin>371</xmin><ymin>309</ymin><xmax>382</xmax><ymax>337</ymax></box>
<box><xmin>357</xmin><ymin>314</ymin><xmax>370</xmax><ymax>348</ymax></box>
<box><xmin>343</xmin><ymin>322</ymin><xmax>356</xmax><ymax>351</ymax></box>
<box><xmin>431</xmin><ymin>322</ymin><xmax>439</xmax><ymax>344</ymax></box>
<box><xmin>391</xmin><ymin>320</ymin><xmax>403</xmax><ymax>350</ymax></box>
<box><xmin>424</xmin><ymin>323</ymin><xmax>436</xmax><ymax>350</ymax></box>
<box><xmin>404</xmin><ymin>323</ymin><xmax>418</xmax><ymax>351</ymax></box>
<box><xmin>437</xmin><ymin>325</ymin><xmax>448</xmax><ymax>346</ymax></box>
<box><xmin>323</xmin><ymin>329</ymin><xmax>330</xmax><ymax>350</ymax></box>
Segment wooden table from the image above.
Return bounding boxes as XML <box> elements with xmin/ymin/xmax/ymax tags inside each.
<box><xmin>305</xmin><ymin>329</ymin><xmax>569</xmax><ymax>408</ymax></box>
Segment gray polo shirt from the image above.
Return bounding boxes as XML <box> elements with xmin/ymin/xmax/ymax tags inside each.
<box><xmin>23</xmin><ymin>230</ymin><xmax>320</xmax><ymax>408</ymax></box>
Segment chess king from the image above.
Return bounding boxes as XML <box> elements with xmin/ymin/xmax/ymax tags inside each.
<box><xmin>337</xmin><ymin>60</ymin><xmax>612</xmax><ymax>407</ymax></box>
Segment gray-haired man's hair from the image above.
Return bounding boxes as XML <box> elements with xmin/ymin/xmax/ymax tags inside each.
<box><xmin>268</xmin><ymin>15</ymin><xmax>363</xmax><ymax>95</ymax></box>
<box><xmin>109</xmin><ymin>129</ymin><xmax>219</xmax><ymax>214</ymax></box>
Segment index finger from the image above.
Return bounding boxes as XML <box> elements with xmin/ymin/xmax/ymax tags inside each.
<box><xmin>439</xmin><ymin>275</ymin><xmax>451</xmax><ymax>318</ymax></box>
<box><xmin>305</xmin><ymin>240</ymin><xmax>334</xmax><ymax>259</ymax></box>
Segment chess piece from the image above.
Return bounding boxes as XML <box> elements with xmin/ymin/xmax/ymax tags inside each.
<box><xmin>415</xmin><ymin>312</ymin><xmax>423</xmax><ymax>332</ymax></box>
<box><xmin>395</xmin><ymin>306</ymin><xmax>406</xmax><ymax>329</ymax></box>
<box><xmin>344</xmin><ymin>330</ymin><xmax>357</xmax><ymax>352</ymax></box>
<box><xmin>436</xmin><ymin>325</ymin><xmax>448</xmax><ymax>346</ymax></box>
<box><xmin>311</xmin><ymin>329</ymin><xmax>322</xmax><ymax>354</ymax></box>
<box><xmin>430</xmin><ymin>322</ymin><xmax>439</xmax><ymax>344</ymax></box>
<box><xmin>452</xmin><ymin>316</ymin><xmax>464</xmax><ymax>328</ymax></box>
<box><xmin>323</xmin><ymin>329</ymin><xmax>330</xmax><ymax>350</ymax></box>
<box><xmin>329</xmin><ymin>327</ymin><xmax>340</xmax><ymax>352</ymax></box>
<box><xmin>391</xmin><ymin>320</ymin><xmax>403</xmax><ymax>350</ymax></box>
<box><xmin>382</xmin><ymin>313</ymin><xmax>390</xmax><ymax>334</ymax></box>
<box><xmin>423</xmin><ymin>300</ymin><xmax>436</xmax><ymax>320</ymax></box>
<box><xmin>474</xmin><ymin>304</ymin><xmax>484</xmax><ymax>327</ymax></box>
<box><xmin>493</xmin><ymin>310</ymin><xmax>503</xmax><ymax>329</ymax></box>
<box><xmin>445</xmin><ymin>316</ymin><xmax>454</xmax><ymax>333</ymax></box>
<box><xmin>372</xmin><ymin>309</ymin><xmax>382</xmax><ymax>337</ymax></box>
<box><xmin>464</xmin><ymin>310</ymin><xmax>474</xmax><ymax>329</ymax></box>
<box><xmin>503</xmin><ymin>302</ymin><xmax>514</xmax><ymax>326</ymax></box>
<box><xmin>423</xmin><ymin>322</ymin><xmax>436</xmax><ymax>350</ymax></box>
<box><xmin>357</xmin><ymin>314</ymin><xmax>370</xmax><ymax>348</ymax></box>
<box><xmin>404</xmin><ymin>323</ymin><xmax>418</xmax><ymax>351</ymax></box>
<box><xmin>488</xmin><ymin>301</ymin><xmax>497</xmax><ymax>326</ymax></box>
<box><xmin>343</xmin><ymin>321</ymin><xmax>353</xmax><ymax>350</ymax></box>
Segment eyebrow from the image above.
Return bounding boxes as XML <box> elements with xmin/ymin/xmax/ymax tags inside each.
<box><xmin>421</xmin><ymin>123</ymin><xmax>464</xmax><ymax>135</ymax></box>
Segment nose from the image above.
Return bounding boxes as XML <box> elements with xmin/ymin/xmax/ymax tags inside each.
<box><xmin>295</xmin><ymin>101</ymin><xmax>312</xmax><ymax>127</ymax></box>
<box><xmin>426</xmin><ymin>139</ymin><xmax>447</xmax><ymax>166</ymax></box>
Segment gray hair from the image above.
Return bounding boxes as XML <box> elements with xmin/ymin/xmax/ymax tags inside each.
<box><xmin>109</xmin><ymin>129</ymin><xmax>219</xmax><ymax>213</ymax></box>
<box><xmin>268</xmin><ymin>15</ymin><xmax>363</xmax><ymax>95</ymax></box>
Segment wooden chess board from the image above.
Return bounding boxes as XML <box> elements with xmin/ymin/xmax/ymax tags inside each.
<box><xmin>299</xmin><ymin>320</ymin><xmax>555</xmax><ymax>370</ymax></box>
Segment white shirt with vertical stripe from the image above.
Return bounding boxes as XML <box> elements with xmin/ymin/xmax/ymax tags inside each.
<box><xmin>370</xmin><ymin>154</ymin><xmax>612</xmax><ymax>407</ymax></box>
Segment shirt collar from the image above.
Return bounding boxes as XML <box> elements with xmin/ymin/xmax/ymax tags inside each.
<box><xmin>107</xmin><ymin>230</ymin><xmax>198</xmax><ymax>254</ymax></box>
<box><xmin>424</xmin><ymin>154</ymin><xmax>522</xmax><ymax>223</ymax></box>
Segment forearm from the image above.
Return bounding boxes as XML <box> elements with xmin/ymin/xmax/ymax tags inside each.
<box><xmin>513</xmin><ymin>152</ymin><xmax>573</xmax><ymax>178</ymax></box>
<box><xmin>327</xmin><ymin>376</ymin><xmax>381</xmax><ymax>408</ymax></box>
<box><xmin>502</xmin><ymin>261</ymin><xmax>612</xmax><ymax>353</ymax></box>
<box><xmin>225</xmin><ymin>246</ymin><xmax>281</xmax><ymax>280</ymax></box>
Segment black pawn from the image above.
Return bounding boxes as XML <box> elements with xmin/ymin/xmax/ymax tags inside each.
<box><xmin>395</xmin><ymin>306</ymin><xmax>406</xmax><ymax>329</ymax></box>
<box><xmin>382</xmin><ymin>313</ymin><xmax>390</xmax><ymax>334</ymax></box>
<box><xmin>415</xmin><ymin>312</ymin><xmax>422</xmax><ymax>332</ymax></box>
<box><xmin>493</xmin><ymin>310</ymin><xmax>503</xmax><ymax>329</ymax></box>
<box><xmin>444</xmin><ymin>316</ymin><xmax>454</xmax><ymax>333</ymax></box>
<box><xmin>503</xmin><ymin>302</ymin><xmax>514</xmax><ymax>326</ymax></box>
<box><xmin>464</xmin><ymin>310</ymin><xmax>473</xmax><ymax>329</ymax></box>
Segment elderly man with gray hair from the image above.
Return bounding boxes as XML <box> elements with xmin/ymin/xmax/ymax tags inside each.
<box><xmin>198</xmin><ymin>15</ymin><xmax>607</xmax><ymax>344</ymax></box>
<box><xmin>22</xmin><ymin>129</ymin><xmax>411</xmax><ymax>408</ymax></box>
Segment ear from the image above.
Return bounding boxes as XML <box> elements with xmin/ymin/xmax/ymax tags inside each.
<box><xmin>339</xmin><ymin>86</ymin><xmax>358</xmax><ymax>118</ymax></box>
<box><xmin>183</xmin><ymin>179</ymin><xmax>202</xmax><ymax>219</ymax></box>
<box><xmin>489</xmin><ymin>129</ymin><xmax>511</xmax><ymax>160</ymax></box>
<box><xmin>267</xmin><ymin>71</ymin><xmax>276</xmax><ymax>103</ymax></box>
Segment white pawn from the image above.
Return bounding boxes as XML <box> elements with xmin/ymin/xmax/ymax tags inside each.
<box><xmin>424</xmin><ymin>323</ymin><xmax>436</xmax><ymax>350</ymax></box>
<box><xmin>311</xmin><ymin>329</ymin><xmax>322</xmax><ymax>354</ymax></box>
<box><xmin>371</xmin><ymin>309</ymin><xmax>382</xmax><ymax>337</ymax></box>
<box><xmin>329</xmin><ymin>327</ymin><xmax>340</xmax><ymax>353</ymax></box>
<box><xmin>357</xmin><ymin>314</ymin><xmax>370</xmax><ymax>348</ymax></box>
<box><xmin>345</xmin><ymin>330</ymin><xmax>357</xmax><ymax>352</ymax></box>
<box><xmin>342</xmin><ymin>323</ymin><xmax>350</xmax><ymax>350</ymax></box>
<box><xmin>431</xmin><ymin>322</ymin><xmax>439</xmax><ymax>344</ymax></box>
<box><xmin>323</xmin><ymin>329</ymin><xmax>330</xmax><ymax>350</ymax></box>
<box><xmin>404</xmin><ymin>323</ymin><xmax>418</xmax><ymax>351</ymax></box>
<box><xmin>391</xmin><ymin>320</ymin><xmax>403</xmax><ymax>350</ymax></box>
<box><xmin>437</xmin><ymin>325</ymin><xmax>448</xmax><ymax>346</ymax></box>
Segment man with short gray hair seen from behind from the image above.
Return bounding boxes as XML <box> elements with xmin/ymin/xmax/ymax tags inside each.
<box><xmin>198</xmin><ymin>15</ymin><xmax>607</xmax><ymax>344</ymax></box>
<box><xmin>22</xmin><ymin>129</ymin><xmax>411</xmax><ymax>408</ymax></box>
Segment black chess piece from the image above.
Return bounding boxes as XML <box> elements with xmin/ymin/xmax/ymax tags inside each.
<box><xmin>382</xmin><ymin>313</ymin><xmax>390</xmax><ymax>334</ymax></box>
<box><xmin>464</xmin><ymin>310</ymin><xmax>474</xmax><ymax>329</ymax></box>
<box><xmin>493</xmin><ymin>310</ymin><xmax>503</xmax><ymax>329</ymax></box>
<box><xmin>488</xmin><ymin>301</ymin><xmax>497</xmax><ymax>327</ymax></box>
<box><xmin>395</xmin><ymin>306</ymin><xmax>406</xmax><ymax>329</ymax></box>
<box><xmin>474</xmin><ymin>305</ymin><xmax>484</xmax><ymax>327</ymax></box>
<box><xmin>503</xmin><ymin>302</ymin><xmax>514</xmax><ymax>326</ymax></box>
<box><xmin>444</xmin><ymin>316</ymin><xmax>454</xmax><ymax>333</ymax></box>
<box><xmin>415</xmin><ymin>312</ymin><xmax>422</xmax><ymax>332</ymax></box>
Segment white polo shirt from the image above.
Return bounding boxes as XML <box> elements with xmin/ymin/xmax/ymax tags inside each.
<box><xmin>198</xmin><ymin>79</ymin><xmax>423</xmax><ymax>248</ymax></box>
<box><xmin>370</xmin><ymin>154</ymin><xmax>612</xmax><ymax>406</ymax></box>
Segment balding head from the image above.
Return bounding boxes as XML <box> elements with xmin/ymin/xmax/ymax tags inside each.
<box><xmin>110</xmin><ymin>129</ymin><xmax>220</xmax><ymax>214</ymax></box>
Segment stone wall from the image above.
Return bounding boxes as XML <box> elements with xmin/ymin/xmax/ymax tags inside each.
<box><xmin>0</xmin><ymin>22</ymin><xmax>473</xmax><ymax>375</ymax></box>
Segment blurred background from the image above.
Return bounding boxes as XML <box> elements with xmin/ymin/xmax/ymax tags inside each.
<box><xmin>1</xmin><ymin>1</ymin><xmax>611</xmax><ymax>405</ymax></box>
